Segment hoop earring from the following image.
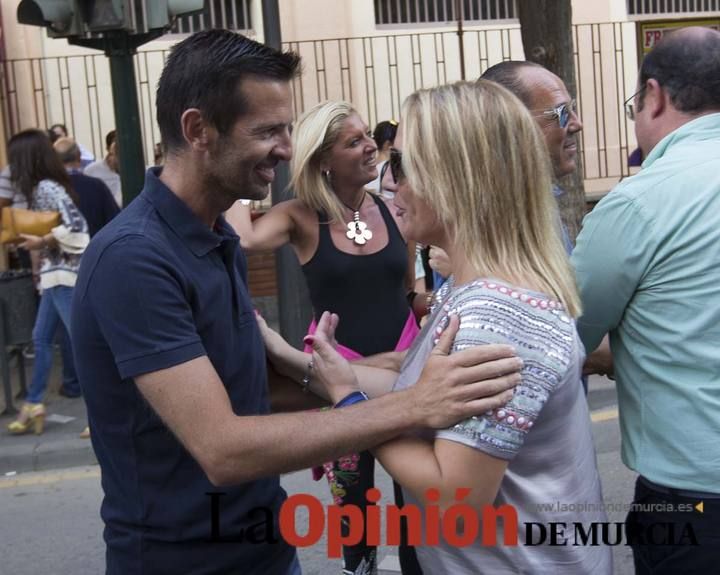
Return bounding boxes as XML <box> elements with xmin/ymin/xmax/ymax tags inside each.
<box><xmin>323</xmin><ymin>170</ymin><xmax>332</xmax><ymax>183</ymax></box>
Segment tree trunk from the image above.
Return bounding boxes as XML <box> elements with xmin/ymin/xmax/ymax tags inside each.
<box><xmin>517</xmin><ymin>0</ymin><xmax>586</xmax><ymax>242</ymax></box>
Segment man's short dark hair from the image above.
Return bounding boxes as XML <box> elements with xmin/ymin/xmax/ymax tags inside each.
<box><xmin>479</xmin><ymin>61</ymin><xmax>544</xmax><ymax>108</ymax></box>
<box><xmin>105</xmin><ymin>130</ymin><xmax>117</xmax><ymax>150</ymax></box>
<box><xmin>372</xmin><ymin>120</ymin><xmax>398</xmax><ymax>149</ymax></box>
<box><xmin>639</xmin><ymin>28</ymin><xmax>720</xmax><ymax>114</ymax></box>
<box><xmin>156</xmin><ymin>30</ymin><xmax>301</xmax><ymax>152</ymax></box>
<box><xmin>48</xmin><ymin>123</ymin><xmax>68</xmax><ymax>143</ymax></box>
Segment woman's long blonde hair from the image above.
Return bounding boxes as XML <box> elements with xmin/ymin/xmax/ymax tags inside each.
<box><xmin>289</xmin><ymin>100</ymin><xmax>358</xmax><ymax>224</ymax></box>
<box><xmin>401</xmin><ymin>80</ymin><xmax>581</xmax><ymax>317</ymax></box>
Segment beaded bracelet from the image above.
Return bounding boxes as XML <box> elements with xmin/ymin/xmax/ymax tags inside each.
<box><xmin>334</xmin><ymin>391</ymin><xmax>369</xmax><ymax>408</ymax></box>
<box><xmin>300</xmin><ymin>360</ymin><xmax>313</xmax><ymax>393</ymax></box>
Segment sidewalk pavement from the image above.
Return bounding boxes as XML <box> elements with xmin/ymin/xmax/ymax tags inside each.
<box><xmin>0</xmin><ymin>352</ymin><xmax>96</xmax><ymax>475</ymax></box>
<box><xmin>0</xmin><ymin>303</ymin><xmax>282</xmax><ymax>477</ymax></box>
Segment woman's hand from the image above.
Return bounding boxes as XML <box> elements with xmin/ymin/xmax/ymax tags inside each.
<box><xmin>255</xmin><ymin>311</ymin><xmax>311</xmax><ymax>383</ymax></box>
<box><xmin>428</xmin><ymin>246</ymin><xmax>452</xmax><ymax>278</ymax></box>
<box><xmin>583</xmin><ymin>335</ymin><xmax>614</xmax><ymax>378</ymax></box>
<box><xmin>18</xmin><ymin>234</ymin><xmax>45</xmax><ymax>251</ymax></box>
<box><xmin>255</xmin><ymin>311</ymin><xmax>287</xmax><ymax>359</ymax></box>
<box><xmin>303</xmin><ymin>311</ymin><xmax>360</xmax><ymax>404</ymax></box>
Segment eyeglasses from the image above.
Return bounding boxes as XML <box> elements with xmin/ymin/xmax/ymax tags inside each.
<box><xmin>389</xmin><ymin>148</ymin><xmax>405</xmax><ymax>183</ymax></box>
<box><xmin>539</xmin><ymin>99</ymin><xmax>578</xmax><ymax>129</ymax></box>
<box><xmin>623</xmin><ymin>86</ymin><xmax>646</xmax><ymax>121</ymax></box>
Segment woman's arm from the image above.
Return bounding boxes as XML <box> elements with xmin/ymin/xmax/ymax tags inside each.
<box><xmin>373</xmin><ymin>437</ymin><xmax>508</xmax><ymax>510</ymax></box>
<box><xmin>352</xmin><ymin>350</ymin><xmax>407</xmax><ymax>371</ymax></box>
<box><xmin>18</xmin><ymin>233</ymin><xmax>57</xmax><ymax>251</ymax></box>
<box><xmin>267</xmin><ymin>362</ymin><xmax>330</xmax><ymax>413</ymax></box>
<box><xmin>428</xmin><ymin>246</ymin><xmax>453</xmax><ymax>279</ymax></box>
<box><xmin>259</xmin><ymin>312</ymin><xmax>400</xmax><ymax>400</ymax></box>
<box><xmin>18</xmin><ymin>180</ymin><xmax>81</xmax><ymax>252</ymax></box>
<box><xmin>304</xmin><ymin>306</ymin><xmax>525</xmax><ymax>508</ymax></box>
<box><xmin>225</xmin><ymin>199</ymin><xmax>296</xmax><ymax>251</ymax></box>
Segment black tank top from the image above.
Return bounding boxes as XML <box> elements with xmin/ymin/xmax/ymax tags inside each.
<box><xmin>302</xmin><ymin>194</ymin><xmax>410</xmax><ymax>357</ymax></box>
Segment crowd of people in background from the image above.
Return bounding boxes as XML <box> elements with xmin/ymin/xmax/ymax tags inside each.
<box><xmin>0</xmin><ymin>125</ymin><xmax>163</xmax><ymax>437</ymax></box>
<box><xmin>0</xmin><ymin>128</ymin><xmax>115</xmax><ymax>436</ymax></box>
<box><xmin>1</xmin><ymin>24</ymin><xmax>719</xmax><ymax>575</ymax></box>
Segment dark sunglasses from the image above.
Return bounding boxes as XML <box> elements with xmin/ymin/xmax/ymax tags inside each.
<box><xmin>389</xmin><ymin>148</ymin><xmax>404</xmax><ymax>183</ymax></box>
<box><xmin>539</xmin><ymin>99</ymin><xmax>578</xmax><ymax>129</ymax></box>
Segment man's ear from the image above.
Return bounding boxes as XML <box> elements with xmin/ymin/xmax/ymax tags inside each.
<box><xmin>180</xmin><ymin>108</ymin><xmax>216</xmax><ymax>152</ymax></box>
<box><xmin>643</xmin><ymin>79</ymin><xmax>666</xmax><ymax>120</ymax></box>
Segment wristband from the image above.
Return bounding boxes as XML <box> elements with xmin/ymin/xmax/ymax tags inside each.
<box><xmin>334</xmin><ymin>391</ymin><xmax>369</xmax><ymax>408</ymax></box>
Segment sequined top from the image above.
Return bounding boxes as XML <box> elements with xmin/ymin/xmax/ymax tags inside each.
<box><xmin>392</xmin><ymin>277</ymin><xmax>612</xmax><ymax>574</ymax></box>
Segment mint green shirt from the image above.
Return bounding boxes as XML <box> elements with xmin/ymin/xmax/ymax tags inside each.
<box><xmin>572</xmin><ymin>113</ymin><xmax>720</xmax><ymax>493</ymax></box>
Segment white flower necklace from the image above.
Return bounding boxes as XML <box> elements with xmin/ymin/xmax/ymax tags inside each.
<box><xmin>341</xmin><ymin>191</ymin><xmax>373</xmax><ymax>245</ymax></box>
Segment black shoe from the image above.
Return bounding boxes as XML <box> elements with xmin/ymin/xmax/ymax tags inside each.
<box><xmin>58</xmin><ymin>387</ymin><xmax>82</xmax><ymax>399</ymax></box>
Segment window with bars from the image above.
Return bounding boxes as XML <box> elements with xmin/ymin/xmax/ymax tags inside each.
<box><xmin>628</xmin><ymin>0</ymin><xmax>720</xmax><ymax>14</ymax></box>
<box><xmin>374</xmin><ymin>0</ymin><xmax>517</xmax><ymax>25</ymax></box>
<box><xmin>172</xmin><ymin>0</ymin><xmax>252</xmax><ymax>34</ymax></box>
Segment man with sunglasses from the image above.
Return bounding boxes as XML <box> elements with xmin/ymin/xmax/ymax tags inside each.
<box><xmin>481</xmin><ymin>61</ymin><xmax>583</xmax><ymax>255</ymax></box>
<box><xmin>571</xmin><ymin>27</ymin><xmax>720</xmax><ymax>573</ymax></box>
<box><xmin>479</xmin><ymin>62</ymin><xmax>594</xmax><ymax>393</ymax></box>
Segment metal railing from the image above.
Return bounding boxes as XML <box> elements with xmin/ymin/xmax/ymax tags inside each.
<box><xmin>374</xmin><ymin>0</ymin><xmax>517</xmax><ymax>25</ymax></box>
<box><xmin>0</xmin><ymin>22</ymin><xmax>640</xmax><ymax>195</ymax></box>
<box><xmin>0</xmin><ymin>49</ymin><xmax>171</xmax><ymax>167</ymax></box>
<box><xmin>627</xmin><ymin>0</ymin><xmax>720</xmax><ymax>15</ymax></box>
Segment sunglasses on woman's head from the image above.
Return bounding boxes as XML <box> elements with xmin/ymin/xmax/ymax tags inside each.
<box><xmin>389</xmin><ymin>148</ymin><xmax>404</xmax><ymax>183</ymax></box>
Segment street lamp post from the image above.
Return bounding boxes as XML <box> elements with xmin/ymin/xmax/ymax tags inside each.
<box><xmin>261</xmin><ymin>0</ymin><xmax>313</xmax><ymax>347</ymax></box>
<box><xmin>16</xmin><ymin>0</ymin><xmax>204</xmax><ymax>205</ymax></box>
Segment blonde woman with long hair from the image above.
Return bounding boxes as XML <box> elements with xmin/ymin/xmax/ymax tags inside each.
<box><xmin>227</xmin><ymin>101</ymin><xmax>418</xmax><ymax>357</ymax></box>
<box><xmin>226</xmin><ymin>101</ymin><xmax>421</xmax><ymax>575</ymax></box>
<box><xmin>292</xmin><ymin>81</ymin><xmax>613</xmax><ymax>573</ymax></box>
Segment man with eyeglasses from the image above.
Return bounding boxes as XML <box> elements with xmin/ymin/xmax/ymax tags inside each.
<box><xmin>481</xmin><ymin>61</ymin><xmax>583</xmax><ymax>254</ymax></box>
<box><xmin>571</xmin><ymin>27</ymin><xmax>720</xmax><ymax>573</ymax></box>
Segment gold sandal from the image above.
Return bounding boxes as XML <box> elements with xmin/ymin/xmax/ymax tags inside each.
<box><xmin>7</xmin><ymin>403</ymin><xmax>46</xmax><ymax>435</ymax></box>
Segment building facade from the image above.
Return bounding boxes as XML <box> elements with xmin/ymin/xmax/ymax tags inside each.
<box><xmin>1</xmin><ymin>0</ymin><xmax>718</xmax><ymax>197</ymax></box>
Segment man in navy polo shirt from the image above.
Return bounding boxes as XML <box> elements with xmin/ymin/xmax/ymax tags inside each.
<box><xmin>72</xmin><ymin>31</ymin><xmax>519</xmax><ymax>575</ymax></box>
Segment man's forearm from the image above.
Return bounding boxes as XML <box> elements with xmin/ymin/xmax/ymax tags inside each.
<box><xmin>210</xmin><ymin>389</ymin><xmax>423</xmax><ymax>485</ymax></box>
<box><xmin>139</xmin><ymin>339</ymin><xmax>518</xmax><ymax>488</ymax></box>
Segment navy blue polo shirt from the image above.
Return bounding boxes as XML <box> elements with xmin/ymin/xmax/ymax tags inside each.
<box><xmin>71</xmin><ymin>168</ymin><xmax>294</xmax><ymax>575</ymax></box>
